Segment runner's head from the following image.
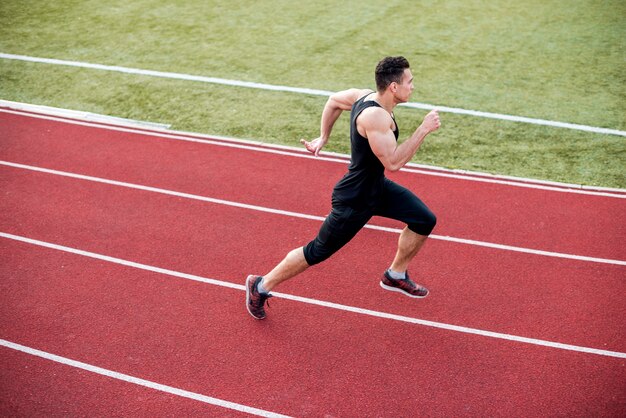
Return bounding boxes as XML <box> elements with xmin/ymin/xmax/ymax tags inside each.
<box><xmin>375</xmin><ymin>56</ymin><xmax>410</xmax><ymax>93</ymax></box>
<box><xmin>375</xmin><ymin>56</ymin><xmax>414</xmax><ymax>103</ymax></box>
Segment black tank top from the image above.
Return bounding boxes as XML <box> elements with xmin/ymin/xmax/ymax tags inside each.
<box><xmin>332</xmin><ymin>93</ymin><xmax>399</xmax><ymax>207</ymax></box>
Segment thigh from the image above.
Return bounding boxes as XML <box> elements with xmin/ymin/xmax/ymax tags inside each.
<box><xmin>375</xmin><ymin>179</ymin><xmax>435</xmax><ymax>226</ymax></box>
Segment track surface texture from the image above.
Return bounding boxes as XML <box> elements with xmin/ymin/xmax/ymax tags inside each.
<box><xmin>1</xmin><ymin>106</ymin><xmax>625</xmax><ymax>417</ymax></box>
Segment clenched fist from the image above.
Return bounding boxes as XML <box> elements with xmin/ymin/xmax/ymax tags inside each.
<box><xmin>421</xmin><ymin>109</ymin><xmax>441</xmax><ymax>134</ymax></box>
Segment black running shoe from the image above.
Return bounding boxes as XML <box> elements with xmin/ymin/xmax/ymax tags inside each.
<box><xmin>246</xmin><ymin>275</ymin><xmax>272</xmax><ymax>319</ymax></box>
<box><xmin>380</xmin><ymin>271</ymin><xmax>429</xmax><ymax>298</ymax></box>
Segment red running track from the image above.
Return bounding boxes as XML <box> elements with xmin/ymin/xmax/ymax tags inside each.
<box><xmin>0</xmin><ymin>105</ymin><xmax>625</xmax><ymax>416</ymax></box>
<box><xmin>2</xmin><ymin>110</ymin><xmax>626</xmax><ymax>261</ymax></box>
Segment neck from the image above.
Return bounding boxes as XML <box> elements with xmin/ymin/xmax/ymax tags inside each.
<box><xmin>372</xmin><ymin>91</ymin><xmax>399</xmax><ymax>113</ymax></box>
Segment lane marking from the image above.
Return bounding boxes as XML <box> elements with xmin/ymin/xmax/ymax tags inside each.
<box><xmin>0</xmin><ymin>339</ymin><xmax>292</xmax><ymax>418</ymax></box>
<box><xmin>0</xmin><ymin>101</ymin><xmax>171</xmax><ymax>129</ymax></box>
<box><xmin>1</xmin><ymin>160</ymin><xmax>624</xmax><ymax>266</ymax></box>
<box><xmin>1</xmin><ymin>231</ymin><xmax>624</xmax><ymax>359</ymax></box>
<box><xmin>1</xmin><ymin>52</ymin><xmax>625</xmax><ymax>137</ymax></box>
<box><xmin>2</xmin><ymin>106</ymin><xmax>625</xmax><ymax>199</ymax></box>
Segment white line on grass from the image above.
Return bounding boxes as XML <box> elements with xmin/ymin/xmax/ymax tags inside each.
<box><xmin>1</xmin><ymin>52</ymin><xmax>625</xmax><ymax>137</ymax></box>
<box><xmin>1</xmin><ymin>232</ymin><xmax>624</xmax><ymax>359</ymax></box>
<box><xmin>2</xmin><ymin>105</ymin><xmax>625</xmax><ymax>199</ymax></box>
<box><xmin>0</xmin><ymin>339</ymin><xmax>292</xmax><ymax>418</ymax></box>
<box><xmin>1</xmin><ymin>160</ymin><xmax>624</xmax><ymax>266</ymax></box>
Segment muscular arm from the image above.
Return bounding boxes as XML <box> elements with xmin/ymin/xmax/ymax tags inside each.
<box><xmin>301</xmin><ymin>88</ymin><xmax>372</xmax><ymax>156</ymax></box>
<box><xmin>364</xmin><ymin>108</ymin><xmax>440</xmax><ymax>172</ymax></box>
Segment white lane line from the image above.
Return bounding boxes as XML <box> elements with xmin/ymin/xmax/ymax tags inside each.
<box><xmin>401</xmin><ymin>101</ymin><xmax>626</xmax><ymax>137</ymax></box>
<box><xmin>0</xmin><ymin>339</ymin><xmax>292</xmax><ymax>418</ymax></box>
<box><xmin>1</xmin><ymin>231</ymin><xmax>624</xmax><ymax>359</ymax></box>
<box><xmin>1</xmin><ymin>52</ymin><xmax>625</xmax><ymax>137</ymax></box>
<box><xmin>0</xmin><ymin>101</ymin><xmax>171</xmax><ymax>129</ymax></box>
<box><xmin>2</xmin><ymin>105</ymin><xmax>625</xmax><ymax>199</ymax></box>
<box><xmin>399</xmin><ymin>166</ymin><xmax>626</xmax><ymax>198</ymax></box>
<box><xmin>1</xmin><ymin>160</ymin><xmax>624</xmax><ymax>266</ymax></box>
<box><xmin>368</xmin><ymin>223</ymin><xmax>626</xmax><ymax>266</ymax></box>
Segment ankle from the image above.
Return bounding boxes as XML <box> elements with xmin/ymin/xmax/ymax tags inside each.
<box><xmin>386</xmin><ymin>269</ymin><xmax>406</xmax><ymax>280</ymax></box>
<box><xmin>257</xmin><ymin>277</ymin><xmax>269</xmax><ymax>294</ymax></box>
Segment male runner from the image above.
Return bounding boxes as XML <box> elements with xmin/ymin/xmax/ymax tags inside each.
<box><xmin>246</xmin><ymin>56</ymin><xmax>440</xmax><ymax>320</ymax></box>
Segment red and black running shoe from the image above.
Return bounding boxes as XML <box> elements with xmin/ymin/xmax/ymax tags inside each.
<box><xmin>380</xmin><ymin>271</ymin><xmax>429</xmax><ymax>298</ymax></box>
<box><xmin>246</xmin><ymin>275</ymin><xmax>272</xmax><ymax>319</ymax></box>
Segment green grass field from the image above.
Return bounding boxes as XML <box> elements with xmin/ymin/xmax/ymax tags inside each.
<box><xmin>1</xmin><ymin>0</ymin><xmax>624</xmax><ymax>187</ymax></box>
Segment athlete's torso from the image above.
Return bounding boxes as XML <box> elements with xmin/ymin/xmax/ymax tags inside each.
<box><xmin>332</xmin><ymin>92</ymin><xmax>399</xmax><ymax>207</ymax></box>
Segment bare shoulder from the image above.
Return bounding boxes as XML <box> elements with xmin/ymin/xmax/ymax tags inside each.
<box><xmin>359</xmin><ymin>105</ymin><xmax>392</xmax><ymax>129</ymax></box>
<box><xmin>329</xmin><ymin>88</ymin><xmax>374</xmax><ymax>110</ymax></box>
<box><xmin>357</xmin><ymin>106</ymin><xmax>393</xmax><ymax>138</ymax></box>
<box><xmin>354</xmin><ymin>88</ymin><xmax>375</xmax><ymax>100</ymax></box>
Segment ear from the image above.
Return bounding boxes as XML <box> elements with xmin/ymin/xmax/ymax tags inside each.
<box><xmin>390</xmin><ymin>82</ymin><xmax>398</xmax><ymax>93</ymax></box>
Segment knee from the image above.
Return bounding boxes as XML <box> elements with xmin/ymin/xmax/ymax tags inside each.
<box><xmin>303</xmin><ymin>240</ymin><xmax>334</xmax><ymax>266</ymax></box>
<box><xmin>428</xmin><ymin>212</ymin><xmax>437</xmax><ymax>230</ymax></box>
<box><xmin>409</xmin><ymin>211</ymin><xmax>436</xmax><ymax>236</ymax></box>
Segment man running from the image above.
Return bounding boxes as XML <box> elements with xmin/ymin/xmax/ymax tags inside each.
<box><xmin>246</xmin><ymin>56</ymin><xmax>441</xmax><ymax>319</ymax></box>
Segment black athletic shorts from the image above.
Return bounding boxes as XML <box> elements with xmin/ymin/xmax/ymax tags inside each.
<box><xmin>303</xmin><ymin>179</ymin><xmax>436</xmax><ymax>266</ymax></box>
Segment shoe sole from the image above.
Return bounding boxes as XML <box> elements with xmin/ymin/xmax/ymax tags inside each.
<box><xmin>380</xmin><ymin>281</ymin><xmax>428</xmax><ymax>298</ymax></box>
<box><xmin>246</xmin><ymin>275</ymin><xmax>266</xmax><ymax>320</ymax></box>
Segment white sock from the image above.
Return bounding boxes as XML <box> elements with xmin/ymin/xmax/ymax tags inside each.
<box><xmin>257</xmin><ymin>277</ymin><xmax>269</xmax><ymax>294</ymax></box>
<box><xmin>387</xmin><ymin>269</ymin><xmax>406</xmax><ymax>280</ymax></box>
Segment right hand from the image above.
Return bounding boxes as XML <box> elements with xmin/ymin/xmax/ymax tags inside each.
<box><xmin>421</xmin><ymin>109</ymin><xmax>441</xmax><ymax>134</ymax></box>
<box><xmin>300</xmin><ymin>136</ymin><xmax>327</xmax><ymax>157</ymax></box>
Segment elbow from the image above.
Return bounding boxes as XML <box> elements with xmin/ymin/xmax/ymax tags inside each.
<box><xmin>378</xmin><ymin>156</ymin><xmax>403</xmax><ymax>172</ymax></box>
<box><xmin>385</xmin><ymin>162</ymin><xmax>403</xmax><ymax>173</ymax></box>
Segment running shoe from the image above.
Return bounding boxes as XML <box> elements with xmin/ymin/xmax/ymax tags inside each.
<box><xmin>246</xmin><ymin>275</ymin><xmax>272</xmax><ymax>320</ymax></box>
<box><xmin>380</xmin><ymin>271</ymin><xmax>429</xmax><ymax>298</ymax></box>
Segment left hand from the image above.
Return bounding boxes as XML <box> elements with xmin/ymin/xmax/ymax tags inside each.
<box><xmin>420</xmin><ymin>109</ymin><xmax>441</xmax><ymax>134</ymax></box>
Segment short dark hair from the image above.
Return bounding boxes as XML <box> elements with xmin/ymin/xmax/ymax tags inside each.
<box><xmin>375</xmin><ymin>56</ymin><xmax>410</xmax><ymax>92</ymax></box>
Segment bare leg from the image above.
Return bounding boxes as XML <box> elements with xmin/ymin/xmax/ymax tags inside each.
<box><xmin>389</xmin><ymin>227</ymin><xmax>428</xmax><ymax>273</ymax></box>
<box><xmin>262</xmin><ymin>247</ymin><xmax>310</xmax><ymax>292</ymax></box>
